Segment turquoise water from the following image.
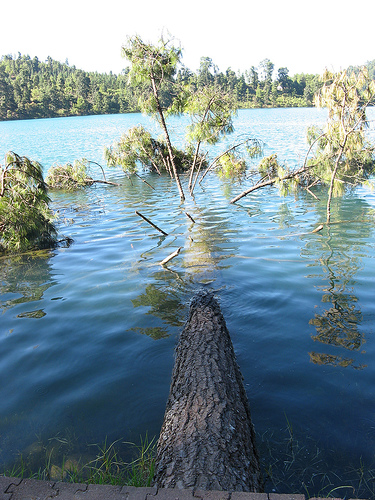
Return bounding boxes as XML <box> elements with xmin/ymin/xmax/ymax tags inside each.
<box><xmin>1</xmin><ymin>109</ymin><xmax>375</xmax><ymax>496</ymax></box>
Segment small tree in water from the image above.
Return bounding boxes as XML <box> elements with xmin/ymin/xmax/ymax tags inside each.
<box><xmin>110</xmin><ymin>35</ymin><xmax>256</xmax><ymax>196</ymax></box>
<box><xmin>46</xmin><ymin>159</ymin><xmax>94</xmax><ymax>189</ymax></box>
<box><xmin>122</xmin><ymin>35</ymin><xmax>185</xmax><ymax>200</ymax></box>
<box><xmin>0</xmin><ymin>152</ymin><xmax>57</xmax><ymax>252</ymax></box>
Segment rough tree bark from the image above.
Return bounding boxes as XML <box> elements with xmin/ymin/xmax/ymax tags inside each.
<box><xmin>153</xmin><ymin>291</ymin><xmax>262</xmax><ymax>492</ymax></box>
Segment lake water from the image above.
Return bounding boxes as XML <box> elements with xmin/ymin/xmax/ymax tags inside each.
<box><xmin>1</xmin><ymin>108</ymin><xmax>375</xmax><ymax>497</ymax></box>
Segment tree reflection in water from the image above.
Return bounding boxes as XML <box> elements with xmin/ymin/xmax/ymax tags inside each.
<box><xmin>131</xmin><ymin>278</ymin><xmax>187</xmax><ymax>328</ymax></box>
<box><xmin>0</xmin><ymin>250</ymin><xmax>56</xmax><ymax>315</ymax></box>
<box><xmin>305</xmin><ymin>203</ymin><xmax>373</xmax><ymax>369</ymax></box>
<box><xmin>130</xmin><ymin>204</ymin><xmax>236</xmax><ymax>336</ymax></box>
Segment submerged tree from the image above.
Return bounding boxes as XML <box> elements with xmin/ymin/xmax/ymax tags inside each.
<box><xmin>307</xmin><ymin>68</ymin><xmax>375</xmax><ymax>223</ymax></box>
<box><xmin>230</xmin><ymin>68</ymin><xmax>375</xmax><ymax>218</ymax></box>
<box><xmin>106</xmin><ymin>35</ymin><xmax>265</xmax><ymax>198</ymax></box>
<box><xmin>122</xmin><ymin>35</ymin><xmax>185</xmax><ymax>200</ymax></box>
<box><xmin>46</xmin><ymin>159</ymin><xmax>117</xmax><ymax>190</ymax></box>
<box><xmin>104</xmin><ymin>125</ymin><xmax>197</xmax><ymax>178</ymax></box>
<box><xmin>105</xmin><ymin>126</ymin><xmax>163</xmax><ymax>175</ymax></box>
<box><xmin>0</xmin><ymin>152</ymin><xmax>57</xmax><ymax>252</ymax></box>
<box><xmin>46</xmin><ymin>159</ymin><xmax>94</xmax><ymax>189</ymax></box>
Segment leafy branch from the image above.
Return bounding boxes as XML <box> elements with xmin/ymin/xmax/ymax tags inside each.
<box><xmin>0</xmin><ymin>152</ymin><xmax>57</xmax><ymax>252</ymax></box>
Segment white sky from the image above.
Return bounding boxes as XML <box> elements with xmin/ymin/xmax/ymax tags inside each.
<box><xmin>1</xmin><ymin>0</ymin><xmax>374</xmax><ymax>77</ymax></box>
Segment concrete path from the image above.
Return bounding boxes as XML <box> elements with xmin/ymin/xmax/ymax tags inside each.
<box><xmin>0</xmin><ymin>476</ymin><xmax>354</xmax><ymax>500</ymax></box>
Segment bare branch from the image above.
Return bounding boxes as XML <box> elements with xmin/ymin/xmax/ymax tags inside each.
<box><xmin>135</xmin><ymin>210</ymin><xmax>168</xmax><ymax>236</ymax></box>
<box><xmin>160</xmin><ymin>247</ymin><xmax>182</xmax><ymax>266</ymax></box>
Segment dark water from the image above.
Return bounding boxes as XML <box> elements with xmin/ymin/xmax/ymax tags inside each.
<box><xmin>1</xmin><ymin>109</ymin><xmax>375</xmax><ymax>497</ymax></box>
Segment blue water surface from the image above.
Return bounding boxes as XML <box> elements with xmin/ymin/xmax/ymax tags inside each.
<box><xmin>1</xmin><ymin>108</ymin><xmax>375</xmax><ymax>496</ymax></box>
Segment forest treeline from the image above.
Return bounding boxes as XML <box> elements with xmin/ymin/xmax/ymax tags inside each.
<box><xmin>1</xmin><ymin>53</ymin><xmax>374</xmax><ymax>121</ymax></box>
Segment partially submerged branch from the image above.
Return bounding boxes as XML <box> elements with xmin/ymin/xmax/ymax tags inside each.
<box><xmin>190</xmin><ymin>151</ymin><xmax>208</xmax><ymax>194</ymax></box>
<box><xmin>135</xmin><ymin>210</ymin><xmax>168</xmax><ymax>236</ymax></box>
<box><xmin>45</xmin><ymin>159</ymin><xmax>118</xmax><ymax>190</ymax></box>
<box><xmin>160</xmin><ymin>247</ymin><xmax>182</xmax><ymax>266</ymax></box>
<box><xmin>229</xmin><ymin>69</ymin><xmax>375</xmax><ymax>214</ymax></box>
<box><xmin>230</xmin><ymin>161</ymin><xmax>312</xmax><ymax>204</ymax></box>
<box><xmin>104</xmin><ymin>125</ymin><xmax>196</xmax><ymax>181</ymax></box>
<box><xmin>133</xmin><ymin>172</ymin><xmax>155</xmax><ymax>190</ymax></box>
<box><xmin>87</xmin><ymin>160</ymin><xmax>108</xmax><ymax>182</ymax></box>
<box><xmin>185</xmin><ymin>212</ymin><xmax>195</xmax><ymax>223</ymax></box>
<box><xmin>185</xmin><ymin>87</ymin><xmax>236</xmax><ymax>194</ymax></box>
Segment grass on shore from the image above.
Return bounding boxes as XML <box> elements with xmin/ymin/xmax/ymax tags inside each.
<box><xmin>3</xmin><ymin>434</ymin><xmax>156</xmax><ymax>487</ymax></box>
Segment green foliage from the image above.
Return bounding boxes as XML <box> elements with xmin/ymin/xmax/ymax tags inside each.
<box><xmin>310</xmin><ymin>69</ymin><xmax>375</xmax><ymax>189</ymax></box>
<box><xmin>122</xmin><ymin>35</ymin><xmax>182</xmax><ymax>117</ymax></box>
<box><xmin>45</xmin><ymin>159</ymin><xmax>93</xmax><ymax>189</ymax></box>
<box><xmin>185</xmin><ymin>86</ymin><xmax>236</xmax><ymax>145</ymax></box>
<box><xmin>2</xmin><ymin>51</ymin><xmax>375</xmax><ymax>122</ymax></box>
<box><xmin>0</xmin><ymin>152</ymin><xmax>57</xmax><ymax>252</ymax></box>
<box><xmin>260</xmin><ymin>58</ymin><xmax>274</xmax><ymax>83</ymax></box>
<box><xmin>217</xmin><ymin>152</ymin><xmax>246</xmax><ymax>179</ymax></box>
<box><xmin>105</xmin><ymin>125</ymin><xmax>195</xmax><ymax>174</ymax></box>
<box><xmin>183</xmin><ymin>85</ymin><xmax>237</xmax><ymax>191</ymax></box>
<box><xmin>0</xmin><ymin>53</ymin><xmax>135</xmax><ymax>121</ymax></box>
<box><xmin>258</xmin><ymin>154</ymin><xmax>296</xmax><ymax>195</ymax></box>
<box><xmin>0</xmin><ymin>51</ymin><xmax>338</xmax><ymax>122</ymax></box>
<box><xmin>231</xmin><ymin>69</ymin><xmax>375</xmax><ymax>205</ymax></box>
<box><xmin>258</xmin><ymin>154</ymin><xmax>280</xmax><ymax>178</ymax></box>
<box><xmin>105</xmin><ymin>126</ymin><xmax>153</xmax><ymax>174</ymax></box>
<box><xmin>307</xmin><ymin>68</ymin><xmax>375</xmax><ymax>221</ymax></box>
<box><xmin>121</xmin><ymin>35</ymin><xmax>186</xmax><ymax>200</ymax></box>
<box><xmin>196</xmin><ymin>57</ymin><xmax>218</xmax><ymax>87</ymax></box>
<box><xmin>172</xmin><ymin>145</ymin><xmax>202</xmax><ymax>172</ymax></box>
<box><xmin>365</xmin><ymin>59</ymin><xmax>375</xmax><ymax>81</ymax></box>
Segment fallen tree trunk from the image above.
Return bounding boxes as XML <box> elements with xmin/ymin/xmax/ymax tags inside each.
<box><xmin>153</xmin><ymin>291</ymin><xmax>262</xmax><ymax>492</ymax></box>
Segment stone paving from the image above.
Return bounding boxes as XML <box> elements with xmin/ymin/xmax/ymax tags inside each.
<box><xmin>0</xmin><ymin>476</ymin><xmax>357</xmax><ymax>500</ymax></box>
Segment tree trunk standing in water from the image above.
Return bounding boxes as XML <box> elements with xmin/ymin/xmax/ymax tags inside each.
<box><xmin>154</xmin><ymin>291</ymin><xmax>262</xmax><ymax>492</ymax></box>
<box><xmin>121</xmin><ymin>35</ymin><xmax>186</xmax><ymax>201</ymax></box>
<box><xmin>150</xmin><ymin>75</ymin><xmax>185</xmax><ymax>201</ymax></box>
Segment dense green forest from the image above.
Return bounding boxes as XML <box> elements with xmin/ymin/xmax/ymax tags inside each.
<box><xmin>0</xmin><ymin>53</ymin><xmax>374</xmax><ymax>121</ymax></box>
